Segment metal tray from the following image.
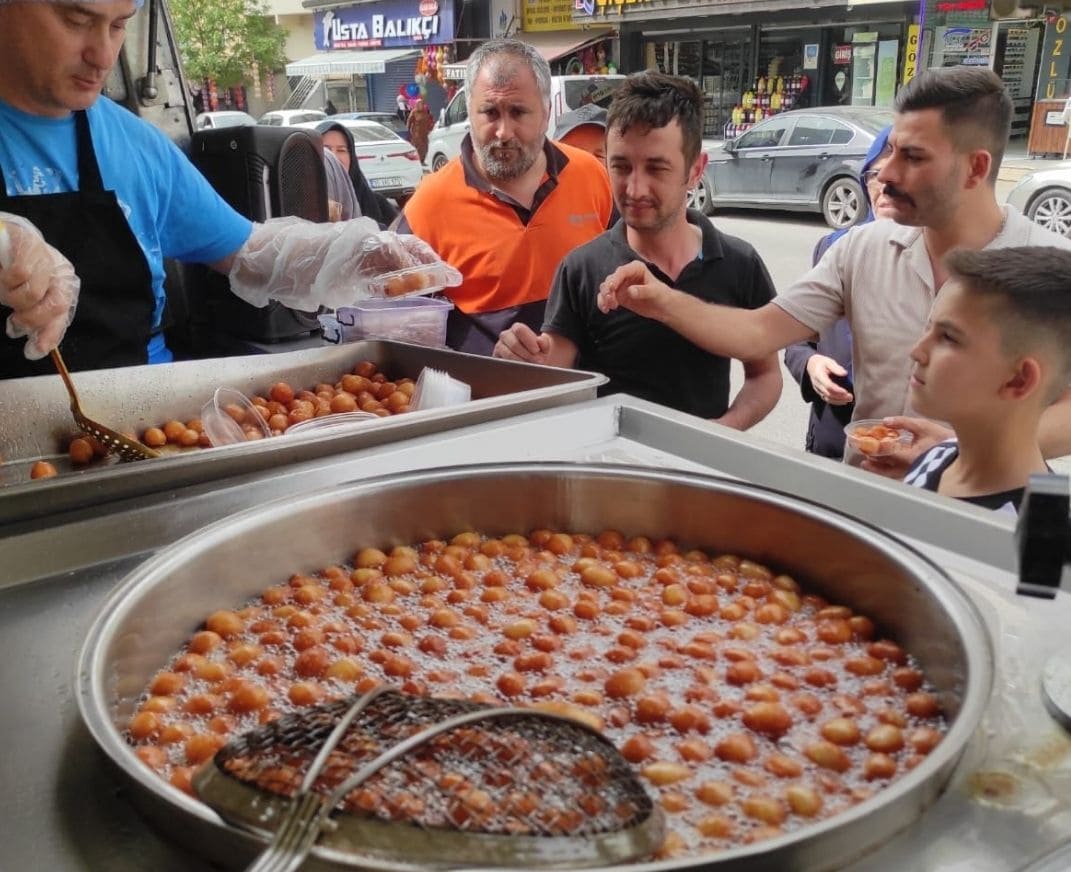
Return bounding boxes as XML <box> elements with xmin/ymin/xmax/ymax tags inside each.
<box><xmin>2</xmin><ymin>397</ymin><xmax>1068</xmax><ymax>872</ymax></box>
<box><xmin>0</xmin><ymin>340</ymin><xmax>605</xmax><ymax>525</ymax></box>
<box><xmin>78</xmin><ymin>464</ymin><xmax>992</xmax><ymax>872</ymax></box>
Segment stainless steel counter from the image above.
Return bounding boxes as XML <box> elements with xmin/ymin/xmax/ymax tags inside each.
<box><xmin>2</xmin><ymin>396</ymin><xmax>1069</xmax><ymax>871</ymax></box>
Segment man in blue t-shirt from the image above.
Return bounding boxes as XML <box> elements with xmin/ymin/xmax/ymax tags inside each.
<box><xmin>0</xmin><ymin>0</ymin><xmax>408</xmax><ymax>378</ymax></box>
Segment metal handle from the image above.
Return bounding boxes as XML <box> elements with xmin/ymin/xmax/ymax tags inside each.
<box><xmin>50</xmin><ymin>348</ymin><xmax>81</xmax><ymax>409</ymax></box>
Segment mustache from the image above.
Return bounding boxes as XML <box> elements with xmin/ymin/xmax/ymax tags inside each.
<box><xmin>880</xmin><ymin>183</ymin><xmax>914</xmax><ymax>205</ymax></box>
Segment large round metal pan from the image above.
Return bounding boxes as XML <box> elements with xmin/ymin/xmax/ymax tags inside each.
<box><xmin>77</xmin><ymin>463</ymin><xmax>993</xmax><ymax>871</ymax></box>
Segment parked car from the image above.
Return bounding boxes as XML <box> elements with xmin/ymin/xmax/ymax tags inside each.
<box><xmin>334</xmin><ymin>111</ymin><xmax>411</xmax><ymax>142</ymax></box>
<box><xmin>296</xmin><ymin>118</ymin><xmax>423</xmax><ymax>204</ymax></box>
<box><xmin>258</xmin><ymin>109</ymin><xmax>327</xmax><ymax>127</ymax></box>
<box><xmin>194</xmin><ymin>110</ymin><xmax>255</xmax><ymax>131</ymax></box>
<box><xmin>1006</xmin><ymin>162</ymin><xmax>1071</xmax><ymax>237</ymax></box>
<box><xmin>426</xmin><ymin>75</ymin><xmax>626</xmax><ymax>171</ymax></box>
<box><xmin>689</xmin><ymin>107</ymin><xmax>895</xmax><ymax>229</ymax></box>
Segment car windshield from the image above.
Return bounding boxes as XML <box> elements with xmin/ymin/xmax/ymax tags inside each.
<box><xmin>563</xmin><ymin>78</ymin><xmax>625</xmax><ymax>110</ymax></box>
<box><xmin>838</xmin><ymin>110</ymin><xmax>896</xmax><ymax>135</ymax></box>
<box><xmin>348</xmin><ymin>125</ymin><xmax>397</xmax><ymax>143</ymax></box>
<box><xmin>213</xmin><ymin>114</ymin><xmax>251</xmax><ymax>128</ymax></box>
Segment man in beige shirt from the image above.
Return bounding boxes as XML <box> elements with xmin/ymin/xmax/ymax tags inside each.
<box><xmin>597</xmin><ymin>66</ymin><xmax>1071</xmax><ymax>473</ymax></box>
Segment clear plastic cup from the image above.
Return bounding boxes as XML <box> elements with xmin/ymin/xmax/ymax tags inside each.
<box><xmin>200</xmin><ymin>387</ymin><xmax>271</xmax><ymax>447</ymax></box>
<box><xmin>411</xmin><ymin>368</ymin><xmax>471</xmax><ymax>411</ymax></box>
<box><xmin>285</xmin><ymin>411</ymin><xmax>379</xmax><ymax>436</ymax></box>
<box><xmin>844</xmin><ymin>419</ymin><xmax>914</xmax><ymax>457</ymax></box>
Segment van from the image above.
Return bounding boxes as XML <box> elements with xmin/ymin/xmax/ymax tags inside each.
<box><xmin>426</xmin><ymin>74</ymin><xmax>625</xmax><ymax>171</ymax></box>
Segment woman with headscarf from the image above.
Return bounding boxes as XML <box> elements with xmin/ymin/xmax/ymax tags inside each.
<box><xmin>314</xmin><ymin>120</ymin><xmax>399</xmax><ymax>228</ymax></box>
<box><xmin>406</xmin><ymin>99</ymin><xmax>434</xmax><ymax>166</ymax></box>
<box><xmin>783</xmin><ymin>126</ymin><xmax>893</xmax><ymax>459</ymax></box>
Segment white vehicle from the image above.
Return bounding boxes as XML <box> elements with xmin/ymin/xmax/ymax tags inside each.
<box><xmin>194</xmin><ymin>110</ymin><xmax>256</xmax><ymax>131</ymax></box>
<box><xmin>296</xmin><ymin>118</ymin><xmax>423</xmax><ymax>203</ymax></box>
<box><xmin>426</xmin><ymin>74</ymin><xmax>625</xmax><ymax>171</ymax></box>
<box><xmin>257</xmin><ymin>109</ymin><xmax>327</xmax><ymax>127</ymax></box>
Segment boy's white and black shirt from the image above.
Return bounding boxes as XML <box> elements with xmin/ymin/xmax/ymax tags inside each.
<box><xmin>904</xmin><ymin>439</ymin><xmax>1024</xmax><ymax>515</ymax></box>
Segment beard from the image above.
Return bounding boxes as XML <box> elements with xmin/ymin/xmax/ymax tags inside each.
<box><xmin>475</xmin><ymin>138</ymin><xmax>540</xmax><ymax>182</ymax></box>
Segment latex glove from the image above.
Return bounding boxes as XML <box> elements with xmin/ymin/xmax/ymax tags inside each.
<box><xmin>0</xmin><ymin>213</ymin><xmax>80</xmax><ymax>360</ymax></box>
<box><xmin>227</xmin><ymin>217</ymin><xmax>459</xmax><ymax>310</ymax></box>
<box><xmin>805</xmin><ymin>354</ymin><xmax>854</xmax><ymax>405</ymax></box>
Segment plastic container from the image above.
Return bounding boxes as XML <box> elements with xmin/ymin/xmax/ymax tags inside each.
<box><xmin>844</xmin><ymin>419</ymin><xmax>914</xmax><ymax>457</ymax></box>
<box><xmin>200</xmin><ymin>388</ymin><xmax>271</xmax><ymax>448</ymax></box>
<box><xmin>364</xmin><ymin>262</ymin><xmax>461</xmax><ymax>300</ymax></box>
<box><xmin>411</xmin><ymin>367</ymin><xmax>471</xmax><ymax>411</ymax></box>
<box><xmin>285</xmin><ymin>411</ymin><xmax>379</xmax><ymax>437</ymax></box>
<box><xmin>332</xmin><ymin>297</ymin><xmax>454</xmax><ymax>347</ymax></box>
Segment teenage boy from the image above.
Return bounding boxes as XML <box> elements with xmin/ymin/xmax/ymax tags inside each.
<box><xmin>595</xmin><ymin>66</ymin><xmax>1071</xmax><ymax>467</ymax></box>
<box><xmin>493</xmin><ymin>72</ymin><xmax>781</xmax><ymax>429</ymax></box>
<box><xmin>903</xmin><ymin>247</ymin><xmax>1071</xmax><ymax>512</ymax></box>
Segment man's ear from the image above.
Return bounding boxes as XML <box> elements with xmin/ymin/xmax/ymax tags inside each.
<box><xmin>688</xmin><ymin>151</ymin><xmax>708</xmax><ymax>189</ymax></box>
<box><xmin>1002</xmin><ymin>356</ymin><xmax>1044</xmax><ymax>400</ymax></box>
<box><xmin>965</xmin><ymin>149</ymin><xmax>993</xmax><ymax>189</ymax></box>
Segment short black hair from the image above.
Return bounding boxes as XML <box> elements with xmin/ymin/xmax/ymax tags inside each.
<box><xmin>945</xmin><ymin>246</ymin><xmax>1071</xmax><ymax>401</ymax></box>
<box><xmin>606</xmin><ymin>71</ymin><xmax>703</xmax><ymax>168</ymax></box>
<box><xmin>895</xmin><ymin>66</ymin><xmax>1011</xmax><ymax>184</ymax></box>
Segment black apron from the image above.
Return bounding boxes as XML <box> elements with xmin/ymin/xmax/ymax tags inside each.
<box><xmin>0</xmin><ymin>110</ymin><xmax>154</xmax><ymax>378</ymax></box>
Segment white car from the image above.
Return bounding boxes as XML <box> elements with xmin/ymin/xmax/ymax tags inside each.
<box><xmin>297</xmin><ymin>118</ymin><xmax>423</xmax><ymax>203</ymax></box>
<box><xmin>258</xmin><ymin>109</ymin><xmax>327</xmax><ymax>127</ymax></box>
<box><xmin>426</xmin><ymin>75</ymin><xmax>626</xmax><ymax>171</ymax></box>
<box><xmin>194</xmin><ymin>110</ymin><xmax>255</xmax><ymax>130</ymax></box>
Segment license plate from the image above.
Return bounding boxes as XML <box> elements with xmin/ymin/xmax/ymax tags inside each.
<box><xmin>370</xmin><ymin>177</ymin><xmax>402</xmax><ymax>189</ymax></box>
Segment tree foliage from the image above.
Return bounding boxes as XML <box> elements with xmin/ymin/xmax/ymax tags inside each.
<box><xmin>169</xmin><ymin>0</ymin><xmax>289</xmax><ymax>88</ymax></box>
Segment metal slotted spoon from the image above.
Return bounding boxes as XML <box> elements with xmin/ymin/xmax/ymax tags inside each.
<box><xmin>194</xmin><ymin>687</ymin><xmax>664</xmax><ymax>872</ymax></box>
<box><xmin>49</xmin><ymin>349</ymin><xmax>159</xmax><ymax>461</ymax></box>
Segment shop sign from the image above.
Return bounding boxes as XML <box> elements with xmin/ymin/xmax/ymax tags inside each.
<box><xmin>834</xmin><ymin>44</ymin><xmax>853</xmax><ymax>64</ymax></box>
<box><xmin>1039</xmin><ymin>14</ymin><xmax>1071</xmax><ymax>100</ymax></box>
<box><xmin>523</xmin><ymin>0</ymin><xmax>580</xmax><ymax>31</ymax></box>
<box><xmin>902</xmin><ymin>23</ymin><xmax>919</xmax><ymax>84</ymax></box>
<box><xmin>935</xmin><ymin>0</ymin><xmax>986</xmax><ymax>10</ymax></box>
<box><xmin>584</xmin><ymin>0</ymin><xmax>656</xmax><ymax>17</ymax></box>
<box><xmin>314</xmin><ymin>0</ymin><xmax>453</xmax><ymax>50</ymax></box>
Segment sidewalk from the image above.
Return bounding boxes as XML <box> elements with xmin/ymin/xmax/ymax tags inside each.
<box><xmin>999</xmin><ymin>136</ymin><xmax>1068</xmax><ymax>182</ymax></box>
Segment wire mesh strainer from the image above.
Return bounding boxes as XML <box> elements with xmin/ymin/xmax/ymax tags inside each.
<box><xmin>194</xmin><ymin>687</ymin><xmax>664</xmax><ymax>870</ymax></box>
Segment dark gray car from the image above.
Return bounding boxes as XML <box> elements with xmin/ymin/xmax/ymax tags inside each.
<box><xmin>694</xmin><ymin>107</ymin><xmax>895</xmax><ymax>229</ymax></box>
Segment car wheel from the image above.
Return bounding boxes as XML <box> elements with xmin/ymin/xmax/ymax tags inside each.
<box><xmin>431</xmin><ymin>153</ymin><xmax>449</xmax><ymax>172</ymax></box>
<box><xmin>1027</xmin><ymin>187</ymin><xmax>1071</xmax><ymax>237</ymax></box>
<box><xmin>821</xmin><ymin>178</ymin><xmax>865</xmax><ymax>229</ymax></box>
<box><xmin>687</xmin><ymin>177</ymin><xmax>715</xmax><ymax>216</ymax></box>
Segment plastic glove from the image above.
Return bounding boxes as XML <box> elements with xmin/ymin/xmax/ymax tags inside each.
<box><xmin>0</xmin><ymin>213</ymin><xmax>80</xmax><ymax>360</ymax></box>
<box><xmin>227</xmin><ymin>217</ymin><xmax>460</xmax><ymax>310</ymax></box>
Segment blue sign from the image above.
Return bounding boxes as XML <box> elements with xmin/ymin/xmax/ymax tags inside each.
<box><xmin>315</xmin><ymin>0</ymin><xmax>453</xmax><ymax>50</ymax></box>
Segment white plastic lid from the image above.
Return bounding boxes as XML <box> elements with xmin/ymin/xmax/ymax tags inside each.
<box><xmin>200</xmin><ymin>387</ymin><xmax>271</xmax><ymax>447</ymax></box>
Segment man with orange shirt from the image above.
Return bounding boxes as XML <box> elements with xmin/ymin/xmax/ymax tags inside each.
<box><xmin>399</xmin><ymin>39</ymin><xmax>614</xmax><ymax>354</ymax></box>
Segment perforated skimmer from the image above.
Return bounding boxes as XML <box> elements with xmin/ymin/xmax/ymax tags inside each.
<box><xmin>193</xmin><ymin>687</ymin><xmax>664</xmax><ymax>871</ymax></box>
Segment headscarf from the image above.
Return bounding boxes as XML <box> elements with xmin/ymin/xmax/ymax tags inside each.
<box><xmin>812</xmin><ymin>124</ymin><xmax>892</xmax><ymax>263</ymax></box>
<box><xmin>312</xmin><ymin>121</ymin><xmax>399</xmax><ymax>229</ymax></box>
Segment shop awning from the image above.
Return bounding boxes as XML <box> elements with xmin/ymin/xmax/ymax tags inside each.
<box><xmin>285</xmin><ymin>48</ymin><xmax>420</xmax><ymax>77</ymax></box>
<box><xmin>442</xmin><ymin>29</ymin><xmax>615</xmax><ymax>81</ymax></box>
<box><xmin>521</xmin><ymin>28</ymin><xmax>615</xmax><ymax>64</ymax></box>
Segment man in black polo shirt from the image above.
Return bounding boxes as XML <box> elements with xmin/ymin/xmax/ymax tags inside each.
<box><xmin>494</xmin><ymin>72</ymin><xmax>781</xmax><ymax>427</ymax></box>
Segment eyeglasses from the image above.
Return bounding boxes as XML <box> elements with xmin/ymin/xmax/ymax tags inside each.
<box><xmin>863</xmin><ymin>170</ymin><xmax>881</xmax><ymax>185</ymax></box>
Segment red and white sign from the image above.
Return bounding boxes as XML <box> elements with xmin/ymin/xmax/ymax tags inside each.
<box><xmin>834</xmin><ymin>45</ymin><xmax>853</xmax><ymax>64</ymax></box>
<box><xmin>419</xmin><ymin>0</ymin><xmax>438</xmax><ymax>16</ymax></box>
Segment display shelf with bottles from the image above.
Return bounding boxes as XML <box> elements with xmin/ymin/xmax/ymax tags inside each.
<box><xmin>996</xmin><ymin>24</ymin><xmax>1042</xmax><ymax>138</ymax></box>
<box><xmin>725</xmin><ymin>64</ymin><xmax>809</xmax><ymax>140</ymax></box>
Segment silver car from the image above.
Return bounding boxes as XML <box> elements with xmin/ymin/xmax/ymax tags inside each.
<box><xmin>1006</xmin><ymin>162</ymin><xmax>1071</xmax><ymax>237</ymax></box>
